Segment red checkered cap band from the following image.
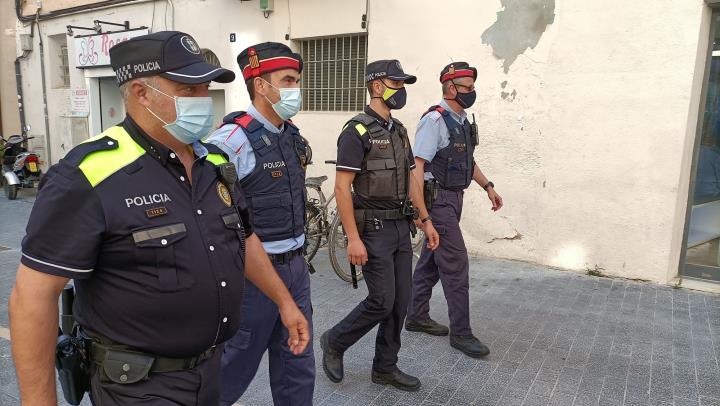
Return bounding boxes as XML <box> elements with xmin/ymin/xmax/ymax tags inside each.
<box><xmin>241</xmin><ymin>56</ymin><xmax>301</xmax><ymax>80</ymax></box>
<box><xmin>441</xmin><ymin>68</ymin><xmax>475</xmax><ymax>83</ymax></box>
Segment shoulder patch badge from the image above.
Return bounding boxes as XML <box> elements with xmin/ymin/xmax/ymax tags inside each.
<box><xmin>217</xmin><ymin>182</ymin><xmax>232</xmax><ymax>207</ymax></box>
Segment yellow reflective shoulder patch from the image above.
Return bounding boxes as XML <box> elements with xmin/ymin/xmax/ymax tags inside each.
<box><xmin>78</xmin><ymin>127</ymin><xmax>146</xmax><ymax>187</ymax></box>
<box><xmin>206</xmin><ymin>153</ymin><xmax>228</xmax><ymax>166</ymax></box>
<box><xmin>355</xmin><ymin>123</ymin><xmax>367</xmax><ymax>136</ymax></box>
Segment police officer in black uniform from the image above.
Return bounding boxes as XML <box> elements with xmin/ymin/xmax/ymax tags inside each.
<box><xmin>8</xmin><ymin>31</ymin><xmax>308</xmax><ymax>405</ymax></box>
<box><xmin>320</xmin><ymin>60</ymin><xmax>439</xmax><ymax>392</ymax></box>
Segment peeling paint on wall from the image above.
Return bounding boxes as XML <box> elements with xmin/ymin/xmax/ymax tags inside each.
<box><xmin>481</xmin><ymin>0</ymin><xmax>556</xmax><ymax>73</ymax></box>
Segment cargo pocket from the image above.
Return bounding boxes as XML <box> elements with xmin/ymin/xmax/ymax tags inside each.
<box><xmin>226</xmin><ymin>328</ymin><xmax>252</xmax><ymax>351</ymax></box>
<box><xmin>366</xmin><ymin>158</ymin><xmax>397</xmax><ymax>199</ymax></box>
<box><xmin>132</xmin><ymin>223</ymin><xmax>189</xmax><ymax>293</ymax></box>
<box><xmin>250</xmin><ymin>192</ymin><xmax>292</xmax><ymax>237</ymax></box>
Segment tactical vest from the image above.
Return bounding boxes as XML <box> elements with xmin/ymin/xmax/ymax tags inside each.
<box><xmin>222</xmin><ymin>111</ymin><xmax>308</xmax><ymax>242</ymax></box>
<box><xmin>346</xmin><ymin>113</ymin><xmax>410</xmax><ymax>202</ymax></box>
<box><xmin>423</xmin><ymin>105</ymin><xmax>477</xmax><ymax>190</ymax></box>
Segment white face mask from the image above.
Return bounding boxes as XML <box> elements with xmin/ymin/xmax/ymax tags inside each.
<box><xmin>262</xmin><ymin>79</ymin><xmax>302</xmax><ymax>121</ymax></box>
<box><xmin>145</xmin><ymin>84</ymin><xmax>215</xmax><ymax>144</ymax></box>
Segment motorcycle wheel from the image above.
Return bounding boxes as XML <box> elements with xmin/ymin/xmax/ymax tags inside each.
<box><xmin>5</xmin><ymin>183</ymin><xmax>18</xmax><ymax>200</ymax></box>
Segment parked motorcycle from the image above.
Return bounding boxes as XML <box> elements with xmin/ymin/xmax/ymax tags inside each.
<box><xmin>1</xmin><ymin>134</ymin><xmax>42</xmax><ymax>200</ymax></box>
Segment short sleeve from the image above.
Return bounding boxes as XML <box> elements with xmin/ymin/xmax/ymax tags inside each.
<box><xmin>205</xmin><ymin>124</ymin><xmax>256</xmax><ymax>181</ymax></box>
<box><xmin>408</xmin><ymin>146</ymin><xmax>416</xmax><ymax>170</ymax></box>
<box><xmin>413</xmin><ymin>113</ymin><xmax>444</xmax><ymax>162</ymax></box>
<box><xmin>20</xmin><ymin>162</ymin><xmax>105</xmax><ymax>279</ymax></box>
<box><xmin>336</xmin><ymin>126</ymin><xmax>367</xmax><ymax>172</ymax></box>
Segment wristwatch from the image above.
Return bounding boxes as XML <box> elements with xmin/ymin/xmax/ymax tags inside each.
<box><xmin>482</xmin><ymin>181</ymin><xmax>495</xmax><ymax>191</ymax></box>
<box><xmin>421</xmin><ymin>215</ymin><xmax>432</xmax><ymax>224</ymax></box>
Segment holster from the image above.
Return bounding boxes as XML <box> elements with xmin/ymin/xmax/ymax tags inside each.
<box><xmin>55</xmin><ymin>334</ymin><xmax>90</xmax><ymax>405</ymax></box>
<box><xmin>424</xmin><ymin>180</ymin><xmax>439</xmax><ymax>211</ymax></box>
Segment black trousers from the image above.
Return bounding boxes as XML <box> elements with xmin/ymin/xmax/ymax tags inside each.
<box><xmin>327</xmin><ymin>218</ymin><xmax>413</xmax><ymax>373</ymax></box>
<box><xmin>89</xmin><ymin>347</ymin><xmax>222</xmax><ymax>405</ymax></box>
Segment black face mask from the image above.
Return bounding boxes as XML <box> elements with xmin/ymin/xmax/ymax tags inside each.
<box><xmin>445</xmin><ymin>81</ymin><xmax>477</xmax><ymax>109</ymax></box>
<box><xmin>373</xmin><ymin>81</ymin><xmax>407</xmax><ymax>110</ymax></box>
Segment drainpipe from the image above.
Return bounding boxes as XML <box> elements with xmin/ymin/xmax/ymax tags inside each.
<box><xmin>35</xmin><ymin>12</ymin><xmax>52</xmax><ymax>164</ymax></box>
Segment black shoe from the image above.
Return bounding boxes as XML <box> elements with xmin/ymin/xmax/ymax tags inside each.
<box><xmin>371</xmin><ymin>368</ymin><xmax>421</xmax><ymax>392</ymax></box>
<box><xmin>450</xmin><ymin>334</ymin><xmax>490</xmax><ymax>358</ymax></box>
<box><xmin>405</xmin><ymin>318</ymin><xmax>450</xmax><ymax>336</ymax></box>
<box><xmin>320</xmin><ymin>331</ymin><xmax>344</xmax><ymax>383</ymax></box>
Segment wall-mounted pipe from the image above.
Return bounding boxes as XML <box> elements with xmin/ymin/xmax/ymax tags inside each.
<box><xmin>15</xmin><ymin>0</ymin><xmax>154</xmax><ymax>23</ymax></box>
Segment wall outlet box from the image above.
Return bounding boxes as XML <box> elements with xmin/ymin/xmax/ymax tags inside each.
<box><xmin>20</xmin><ymin>34</ymin><xmax>32</xmax><ymax>51</ymax></box>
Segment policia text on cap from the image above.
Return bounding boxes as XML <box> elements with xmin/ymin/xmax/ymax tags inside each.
<box><xmin>8</xmin><ymin>31</ymin><xmax>309</xmax><ymax>405</ymax></box>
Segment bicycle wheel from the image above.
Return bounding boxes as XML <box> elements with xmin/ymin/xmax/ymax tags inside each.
<box><xmin>328</xmin><ymin>213</ymin><xmax>364</xmax><ymax>283</ymax></box>
<box><xmin>304</xmin><ymin>202</ymin><xmax>323</xmax><ymax>261</ymax></box>
<box><xmin>411</xmin><ymin>228</ymin><xmax>425</xmax><ymax>259</ymax></box>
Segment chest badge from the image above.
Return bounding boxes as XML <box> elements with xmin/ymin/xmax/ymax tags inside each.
<box><xmin>217</xmin><ymin>183</ymin><xmax>232</xmax><ymax>207</ymax></box>
<box><xmin>145</xmin><ymin>206</ymin><xmax>169</xmax><ymax>219</ymax></box>
<box><xmin>271</xmin><ymin>170</ymin><xmax>283</xmax><ymax>178</ymax></box>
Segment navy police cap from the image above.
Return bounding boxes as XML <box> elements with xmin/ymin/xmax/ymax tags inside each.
<box><xmin>365</xmin><ymin>59</ymin><xmax>416</xmax><ymax>84</ymax></box>
<box><xmin>109</xmin><ymin>31</ymin><xmax>235</xmax><ymax>86</ymax></box>
<box><xmin>440</xmin><ymin>62</ymin><xmax>477</xmax><ymax>83</ymax></box>
<box><xmin>237</xmin><ymin>42</ymin><xmax>303</xmax><ymax>81</ymax></box>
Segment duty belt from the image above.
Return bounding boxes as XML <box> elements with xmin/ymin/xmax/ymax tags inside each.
<box><xmin>268</xmin><ymin>247</ymin><xmax>304</xmax><ymax>264</ymax></box>
<box><xmin>89</xmin><ymin>341</ymin><xmax>217</xmax><ymax>373</ymax></box>
<box><xmin>354</xmin><ymin>208</ymin><xmax>406</xmax><ymax>221</ymax></box>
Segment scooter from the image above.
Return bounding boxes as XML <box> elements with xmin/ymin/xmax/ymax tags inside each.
<box><xmin>1</xmin><ymin>134</ymin><xmax>42</xmax><ymax>200</ymax></box>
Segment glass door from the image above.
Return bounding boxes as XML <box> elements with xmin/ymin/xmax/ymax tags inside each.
<box><xmin>684</xmin><ymin>11</ymin><xmax>720</xmax><ymax>281</ymax></box>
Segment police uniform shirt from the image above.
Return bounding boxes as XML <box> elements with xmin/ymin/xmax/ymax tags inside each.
<box><xmin>414</xmin><ymin>99</ymin><xmax>468</xmax><ymax>181</ymax></box>
<box><xmin>336</xmin><ymin>105</ymin><xmax>416</xmax><ymax>210</ymax></box>
<box><xmin>20</xmin><ymin>115</ymin><xmax>253</xmax><ymax>358</ymax></box>
<box><xmin>205</xmin><ymin>103</ymin><xmax>305</xmax><ymax>254</ymax></box>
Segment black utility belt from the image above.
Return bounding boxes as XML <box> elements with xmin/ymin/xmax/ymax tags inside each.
<box><xmin>268</xmin><ymin>247</ymin><xmax>304</xmax><ymax>264</ymax></box>
<box><xmin>354</xmin><ymin>208</ymin><xmax>407</xmax><ymax>221</ymax></box>
<box><xmin>89</xmin><ymin>341</ymin><xmax>217</xmax><ymax>384</ymax></box>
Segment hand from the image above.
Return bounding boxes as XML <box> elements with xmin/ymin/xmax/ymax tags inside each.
<box><xmin>423</xmin><ymin>222</ymin><xmax>440</xmax><ymax>251</ymax></box>
<box><xmin>488</xmin><ymin>188</ymin><xmax>503</xmax><ymax>211</ymax></box>
<box><xmin>279</xmin><ymin>302</ymin><xmax>310</xmax><ymax>355</ymax></box>
<box><xmin>347</xmin><ymin>238</ymin><xmax>368</xmax><ymax>266</ymax></box>
<box><xmin>414</xmin><ymin>218</ymin><xmax>423</xmax><ymax>229</ymax></box>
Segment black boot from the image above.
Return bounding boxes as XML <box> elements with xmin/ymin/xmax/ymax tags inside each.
<box><xmin>371</xmin><ymin>367</ymin><xmax>421</xmax><ymax>392</ymax></box>
<box><xmin>405</xmin><ymin>318</ymin><xmax>449</xmax><ymax>336</ymax></box>
<box><xmin>450</xmin><ymin>334</ymin><xmax>490</xmax><ymax>358</ymax></box>
<box><xmin>320</xmin><ymin>331</ymin><xmax>344</xmax><ymax>383</ymax></box>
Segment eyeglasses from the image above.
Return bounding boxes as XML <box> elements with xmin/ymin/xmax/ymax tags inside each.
<box><xmin>452</xmin><ymin>82</ymin><xmax>475</xmax><ymax>92</ymax></box>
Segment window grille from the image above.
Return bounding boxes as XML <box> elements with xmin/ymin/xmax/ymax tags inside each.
<box><xmin>60</xmin><ymin>44</ymin><xmax>70</xmax><ymax>88</ymax></box>
<box><xmin>298</xmin><ymin>34</ymin><xmax>368</xmax><ymax>112</ymax></box>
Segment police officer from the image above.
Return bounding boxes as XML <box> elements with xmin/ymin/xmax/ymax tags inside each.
<box><xmin>406</xmin><ymin>62</ymin><xmax>503</xmax><ymax>358</ymax></box>
<box><xmin>8</xmin><ymin>31</ymin><xmax>308</xmax><ymax>405</ymax></box>
<box><xmin>205</xmin><ymin>42</ymin><xmax>315</xmax><ymax>406</ymax></box>
<box><xmin>320</xmin><ymin>60</ymin><xmax>439</xmax><ymax>392</ymax></box>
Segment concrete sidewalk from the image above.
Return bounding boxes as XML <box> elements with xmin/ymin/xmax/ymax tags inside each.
<box><xmin>1</xmin><ymin>193</ymin><xmax>719</xmax><ymax>405</ymax></box>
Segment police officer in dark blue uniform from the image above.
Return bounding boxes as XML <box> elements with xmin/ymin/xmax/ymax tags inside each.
<box><xmin>206</xmin><ymin>42</ymin><xmax>315</xmax><ymax>406</ymax></box>
<box><xmin>320</xmin><ymin>60</ymin><xmax>439</xmax><ymax>392</ymax></box>
<box><xmin>406</xmin><ymin>62</ymin><xmax>503</xmax><ymax>358</ymax></box>
<box><xmin>8</xmin><ymin>31</ymin><xmax>308</xmax><ymax>405</ymax></box>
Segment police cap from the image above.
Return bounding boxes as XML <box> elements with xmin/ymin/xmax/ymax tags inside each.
<box><xmin>365</xmin><ymin>59</ymin><xmax>416</xmax><ymax>84</ymax></box>
<box><xmin>439</xmin><ymin>62</ymin><xmax>477</xmax><ymax>83</ymax></box>
<box><xmin>237</xmin><ymin>42</ymin><xmax>303</xmax><ymax>81</ymax></box>
<box><xmin>109</xmin><ymin>31</ymin><xmax>235</xmax><ymax>86</ymax></box>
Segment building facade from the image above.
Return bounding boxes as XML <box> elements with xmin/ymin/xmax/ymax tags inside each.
<box><xmin>6</xmin><ymin>0</ymin><xmax>720</xmax><ymax>286</ymax></box>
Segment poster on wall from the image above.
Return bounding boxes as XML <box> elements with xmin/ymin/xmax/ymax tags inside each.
<box><xmin>70</xmin><ymin>88</ymin><xmax>90</xmax><ymax>117</ymax></box>
<box><xmin>74</xmin><ymin>28</ymin><xmax>149</xmax><ymax>68</ymax></box>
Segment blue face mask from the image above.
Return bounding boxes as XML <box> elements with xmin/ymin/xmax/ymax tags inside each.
<box><xmin>263</xmin><ymin>79</ymin><xmax>302</xmax><ymax>121</ymax></box>
<box><xmin>145</xmin><ymin>84</ymin><xmax>215</xmax><ymax>144</ymax></box>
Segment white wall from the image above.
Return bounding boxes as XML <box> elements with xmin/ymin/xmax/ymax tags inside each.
<box><xmin>12</xmin><ymin>0</ymin><xmax>712</xmax><ymax>282</ymax></box>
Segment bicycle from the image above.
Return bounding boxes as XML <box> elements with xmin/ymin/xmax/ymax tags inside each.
<box><xmin>305</xmin><ymin>160</ymin><xmax>426</xmax><ymax>284</ymax></box>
